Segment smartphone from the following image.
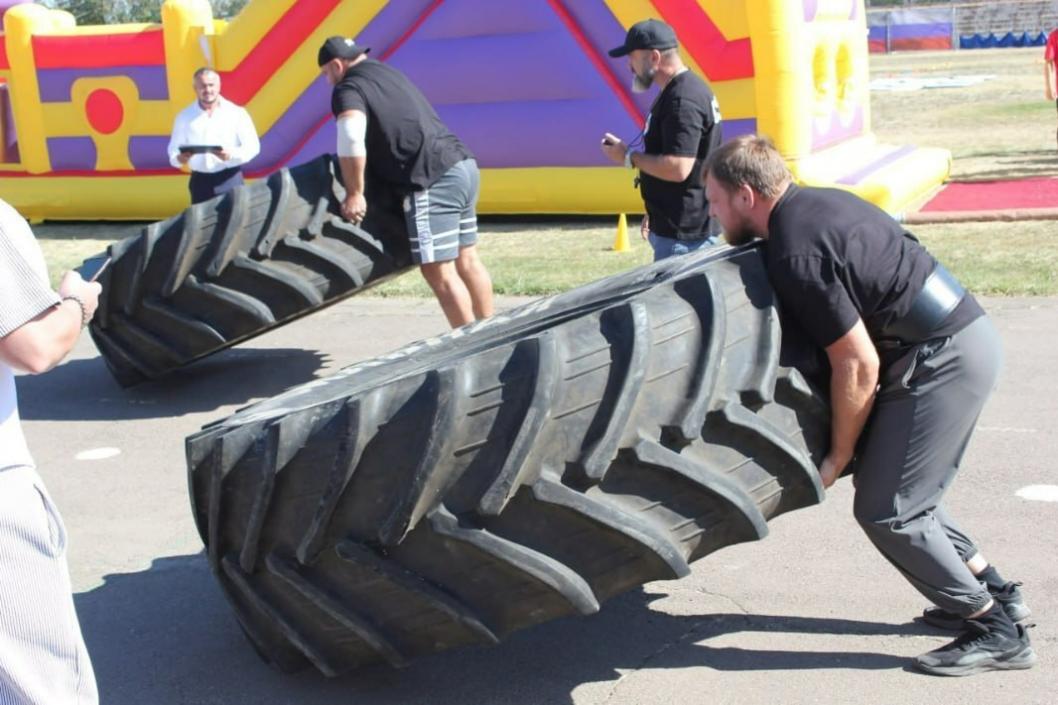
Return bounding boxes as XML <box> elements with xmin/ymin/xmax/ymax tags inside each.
<box><xmin>78</xmin><ymin>254</ymin><xmax>111</xmax><ymax>282</ymax></box>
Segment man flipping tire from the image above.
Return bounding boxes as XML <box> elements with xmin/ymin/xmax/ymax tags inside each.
<box><xmin>318</xmin><ymin>36</ymin><xmax>493</xmax><ymax>328</ymax></box>
<box><xmin>704</xmin><ymin>135</ymin><xmax>1037</xmax><ymax>677</ymax></box>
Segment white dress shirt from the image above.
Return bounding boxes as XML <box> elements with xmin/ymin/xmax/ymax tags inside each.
<box><xmin>167</xmin><ymin>97</ymin><xmax>260</xmax><ymax>173</ymax></box>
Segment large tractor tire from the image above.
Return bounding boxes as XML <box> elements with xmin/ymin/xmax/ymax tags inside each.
<box><xmin>89</xmin><ymin>155</ymin><xmax>413</xmax><ymax>387</ymax></box>
<box><xmin>186</xmin><ymin>243</ymin><xmax>830</xmax><ymax>676</ymax></box>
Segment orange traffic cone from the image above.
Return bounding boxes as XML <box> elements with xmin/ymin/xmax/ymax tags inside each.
<box><xmin>612</xmin><ymin>213</ymin><xmax>631</xmax><ymax>252</ymax></box>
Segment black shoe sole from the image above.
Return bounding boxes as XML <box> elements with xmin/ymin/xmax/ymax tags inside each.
<box><xmin>914</xmin><ymin>646</ymin><xmax>1038</xmax><ymax>677</ymax></box>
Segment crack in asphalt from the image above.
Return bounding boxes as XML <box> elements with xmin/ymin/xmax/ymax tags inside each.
<box><xmin>692</xmin><ymin>586</ymin><xmax>751</xmax><ymax>616</ymax></box>
<box><xmin>601</xmin><ymin>586</ymin><xmax>751</xmax><ymax>704</ymax></box>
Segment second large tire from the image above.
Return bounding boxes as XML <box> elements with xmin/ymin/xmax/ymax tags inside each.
<box><xmin>89</xmin><ymin>155</ymin><xmax>413</xmax><ymax>386</ymax></box>
<box><xmin>186</xmin><ymin>242</ymin><xmax>830</xmax><ymax>676</ymax></box>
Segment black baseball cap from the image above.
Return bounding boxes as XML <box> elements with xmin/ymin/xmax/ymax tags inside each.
<box><xmin>608</xmin><ymin>19</ymin><xmax>678</xmax><ymax>57</ymax></box>
<box><xmin>317</xmin><ymin>36</ymin><xmax>370</xmax><ymax>67</ymax></box>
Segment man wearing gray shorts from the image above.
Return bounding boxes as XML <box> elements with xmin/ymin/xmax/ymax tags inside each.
<box><xmin>404</xmin><ymin>158</ymin><xmax>480</xmax><ymax>266</ymax></box>
<box><xmin>318</xmin><ymin>36</ymin><xmax>493</xmax><ymax>327</ymax></box>
<box><xmin>704</xmin><ymin>135</ymin><xmax>1036</xmax><ymax>677</ymax></box>
<box><xmin>1</xmin><ymin>198</ymin><xmax>101</xmax><ymax>703</ymax></box>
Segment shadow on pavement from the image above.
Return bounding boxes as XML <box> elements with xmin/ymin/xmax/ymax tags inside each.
<box><xmin>74</xmin><ymin>553</ymin><xmax>928</xmax><ymax>705</ymax></box>
<box><xmin>17</xmin><ymin>347</ymin><xmax>327</xmax><ymax>422</ymax></box>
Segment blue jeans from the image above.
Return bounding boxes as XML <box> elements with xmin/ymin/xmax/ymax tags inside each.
<box><xmin>648</xmin><ymin>232</ymin><xmax>719</xmax><ymax>261</ymax></box>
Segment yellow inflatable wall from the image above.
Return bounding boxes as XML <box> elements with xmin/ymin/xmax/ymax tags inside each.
<box><xmin>0</xmin><ymin>0</ymin><xmax>948</xmax><ymax>220</ymax></box>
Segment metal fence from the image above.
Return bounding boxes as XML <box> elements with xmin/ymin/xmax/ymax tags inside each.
<box><xmin>868</xmin><ymin>1</ymin><xmax>1058</xmax><ymax>52</ymax></box>
<box><xmin>953</xmin><ymin>1</ymin><xmax>1058</xmax><ymax>35</ymax></box>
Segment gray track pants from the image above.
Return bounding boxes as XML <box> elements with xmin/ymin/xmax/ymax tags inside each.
<box><xmin>852</xmin><ymin>315</ymin><xmax>1001</xmax><ymax>617</ymax></box>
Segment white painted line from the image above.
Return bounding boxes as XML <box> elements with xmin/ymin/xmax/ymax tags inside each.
<box><xmin>75</xmin><ymin>447</ymin><xmax>121</xmax><ymax>461</ymax></box>
<box><xmin>1015</xmin><ymin>485</ymin><xmax>1058</xmax><ymax>503</ymax></box>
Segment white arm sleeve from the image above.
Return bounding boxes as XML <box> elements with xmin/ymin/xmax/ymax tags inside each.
<box><xmin>166</xmin><ymin>116</ymin><xmax>185</xmax><ymax>169</ymax></box>
<box><xmin>229</xmin><ymin>107</ymin><xmax>261</xmax><ymax>166</ymax></box>
<box><xmin>336</xmin><ymin>112</ymin><xmax>367</xmax><ymax>158</ymax></box>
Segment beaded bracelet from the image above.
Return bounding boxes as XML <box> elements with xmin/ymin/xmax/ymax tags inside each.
<box><xmin>61</xmin><ymin>294</ymin><xmax>90</xmax><ymax>328</ymax></box>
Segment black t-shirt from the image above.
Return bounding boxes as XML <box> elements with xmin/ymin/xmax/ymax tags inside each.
<box><xmin>331</xmin><ymin>59</ymin><xmax>472</xmax><ymax>193</ymax></box>
<box><xmin>639</xmin><ymin>71</ymin><xmax>722</xmax><ymax>240</ymax></box>
<box><xmin>766</xmin><ymin>184</ymin><xmax>983</xmax><ymax>367</ymax></box>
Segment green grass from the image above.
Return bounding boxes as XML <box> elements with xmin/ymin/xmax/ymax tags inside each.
<box><xmin>916</xmin><ymin>220</ymin><xmax>1058</xmax><ymax>296</ymax></box>
<box><xmin>371</xmin><ymin>220</ymin><xmax>652</xmax><ymax>297</ymax></box>
<box><xmin>32</xmin><ymin>209</ymin><xmax>1058</xmax><ymax>300</ymax></box>
<box><xmin>372</xmin><ymin>217</ymin><xmax>1058</xmax><ymax>299</ymax></box>
<box><xmin>37</xmin><ymin>238</ymin><xmax>111</xmax><ymax>288</ymax></box>
<box><xmin>870</xmin><ymin>47</ymin><xmax>1056</xmax><ymax>178</ymax></box>
<box><xmin>987</xmin><ymin>101</ymin><xmax>1054</xmax><ymax>120</ymax></box>
<box><xmin>32</xmin><ymin>222</ymin><xmax>139</xmax><ymax>288</ymax></box>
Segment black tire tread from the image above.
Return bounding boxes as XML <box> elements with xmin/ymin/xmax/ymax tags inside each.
<box><xmin>186</xmin><ymin>244</ymin><xmax>830</xmax><ymax>676</ymax></box>
<box><xmin>89</xmin><ymin>155</ymin><xmax>411</xmax><ymax>386</ymax></box>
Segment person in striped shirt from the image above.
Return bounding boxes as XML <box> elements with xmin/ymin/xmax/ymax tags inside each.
<box><xmin>0</xmin><ymin>198</ymin><xmax>100</xmax><ymax>704</ymax></box>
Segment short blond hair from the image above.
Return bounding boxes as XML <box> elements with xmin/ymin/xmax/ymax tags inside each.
<box><xmin>705</xmin><ymin>135</ymin><xmax>791</xmax><ymax>199</ymax></box>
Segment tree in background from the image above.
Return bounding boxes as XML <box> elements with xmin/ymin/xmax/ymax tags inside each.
<box><xmin>40</xmin><ymin>0</ymin><xmax>250</xmax><ymax>24</ymax></box>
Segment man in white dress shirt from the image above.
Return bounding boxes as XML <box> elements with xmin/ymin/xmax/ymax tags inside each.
<box><xmin>167</xmin><ymin>67</ymin><xmax>260</xmax><ymax>205</ymax></box>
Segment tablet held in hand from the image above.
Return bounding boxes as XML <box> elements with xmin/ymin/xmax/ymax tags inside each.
<box><xmin>178</xmin><ymin>145</ymin><xmax>223</xmax><ymax>155</ymax></box>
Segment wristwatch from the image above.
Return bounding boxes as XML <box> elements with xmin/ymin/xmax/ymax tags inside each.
<box><xmin>624</xmin><ymin>150</ymin><xmax>635</xmax><ymax>169</ymax></box>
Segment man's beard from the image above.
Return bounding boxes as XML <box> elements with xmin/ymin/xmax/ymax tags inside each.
<box><xmin>632</xmin><ymin>67</ymin><xmax>655</xmax><ymax>93</ymax></box>
<box><xmin>720</xmin><ymin>212</ymin><xmax>760</xmax><ymax>246</ymax></box>
<box><xmin>723</xmin><ymin>224</ymin><xmax>758</xmax><ymax>247</ymax></box>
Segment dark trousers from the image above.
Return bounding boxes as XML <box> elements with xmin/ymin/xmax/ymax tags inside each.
<box><xmin>852</xmin><ymin>315</ymin><xmax>1002</xmax><ymax>617</ymax></box>
<box><xmin>189</xmin><ymin>167</ymin><xmax>243</xmax><ymax>205</ymax></box>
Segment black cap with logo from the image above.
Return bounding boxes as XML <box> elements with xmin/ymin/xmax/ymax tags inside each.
<box><xmin>317</xmin><ymin>36</ymin><xmax>371</xmax><ymax>67</ymax></box>
<box><xmin>608</xmin><ymin>19</ymin><xmax>679</xmax><ymax>57</ymax></box>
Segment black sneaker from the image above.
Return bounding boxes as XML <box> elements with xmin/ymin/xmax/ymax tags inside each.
<box><xmin>915</xmin><ymin>622</ymin><xmax>1037</xmax><ymax>676</ymax></box>
<box><xmin>921</xmin><ymin>581</ymin><xmax>1031</xmax><ymax>630</ymax></box>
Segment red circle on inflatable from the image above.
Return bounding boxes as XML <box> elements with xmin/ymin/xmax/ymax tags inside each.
<box><xmin>85</xmin><ymin>89</ymin><xmax>124</xmax><ymax>135</ymax></box>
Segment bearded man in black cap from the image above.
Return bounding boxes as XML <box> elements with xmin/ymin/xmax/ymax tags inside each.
<box><xmin>317</xmin><ymin>36</ymin><xmax>493</xmax><ymax>328</ymax></box>
<box><xmin>601</xmin><ymin>19</ymin><xmax>723</xmax><ymax>261</ymax></box>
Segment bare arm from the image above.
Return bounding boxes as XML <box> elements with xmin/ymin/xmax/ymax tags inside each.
<box><xmin>627</xmin><ymin>151</ymin><xmax>696</xmax><ymax>182</ymax></box>
<box><xmin>337</xmin><ymin>155</ymin><xmax>367</xmax><ymax>222</ymax></box>
<box><xmin>0</xmin><ymin>272</ymin><xmax>101</xmax><ymax>374</ymax></box>
<box><xmin>338</xmin><ymin>153</ymin><xmax>366</xmax><ymax>200</ymax></box>
<box><xmin>819</xmin><ymin>318</ymin><xmax>880</xmax><ymax>488</ymax></box>
<box><xmin>1046</xmin><ymin>61</ymin><xmax>1056</xmax><ymax>102</ymax></box>
<box><xmin>599</xmin><ymin>133</ymin><xmax>695</xmax><ymax>182</ymax></box>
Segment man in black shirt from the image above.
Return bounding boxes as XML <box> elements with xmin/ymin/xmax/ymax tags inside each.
<box><xmin>318</xmin><ymin>36</ymin><xmax>493</xmax><ymax>328</ymax></box>
<box><xmin>601</xmin><ymin>19</ymin><xmax>722</xmax><ymax>261</ymax></box>
<box><xmin>704</xmin><ymin>135</ymin><xmax>1036</xmax><ymax>677</ymax></box>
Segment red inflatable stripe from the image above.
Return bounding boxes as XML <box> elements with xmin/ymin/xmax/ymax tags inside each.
<box><xmin>0</xmin><ymin>40</ymin><xmax>8</xmax><ymax>71</ymax></box>
<box><xmin>379</xmin><ymin>0</ymin><xmax>444</xmax><ymax>60</ymax></box>
<box><xmin>651</xmin><ymin>0</ymin><xmax>753</xmax><ymax>81</ymax></box>
<box><xmin>548</xmin><ymin>0</ymin><xmax>644</xmax><ymax>127</ymax></box>
<box><xmin>220</xmin><ymin>0</ymin><xmax>341</xmax><ymax>106</ymax></box>
<box><xmin>33</xmin><ymin>30</ymin><xmax>165</xmax><ymax>69</ymax></box>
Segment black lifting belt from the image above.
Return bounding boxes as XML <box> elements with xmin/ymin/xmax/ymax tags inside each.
<box><xmin>884</xmin><ymin>264</ymin><xmax>965</xmax><ymax>343</ymax></box>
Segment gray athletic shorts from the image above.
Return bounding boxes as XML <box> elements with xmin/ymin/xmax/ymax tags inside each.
<box><xmin>403</xmin><ymin>159</ymin><xmax>480</xmax><ymax>265</ymax></box>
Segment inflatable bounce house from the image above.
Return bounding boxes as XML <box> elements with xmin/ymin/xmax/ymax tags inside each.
<box><xmin>0</xmin><ymin>0</ymin><xmax>949</xmax><ymax>220</ymax></box>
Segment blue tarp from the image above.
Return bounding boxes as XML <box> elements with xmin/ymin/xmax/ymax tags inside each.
<box><xmin>960</xmin><ymin>32</ymin><xmax>1047</xmax><ymax>49</ymax></box>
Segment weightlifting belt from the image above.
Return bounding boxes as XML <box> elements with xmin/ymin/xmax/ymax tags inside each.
<box><xmin>884</xmin><ymin>264</ymin><xmax>965</xmax><ymax>343</ymax></box>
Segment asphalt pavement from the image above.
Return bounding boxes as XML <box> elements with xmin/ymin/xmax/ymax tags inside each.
<box><xmin>16</xmin><ymin>295</ymin><xmax>1056</xmax><ymax>705</ymax></box>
